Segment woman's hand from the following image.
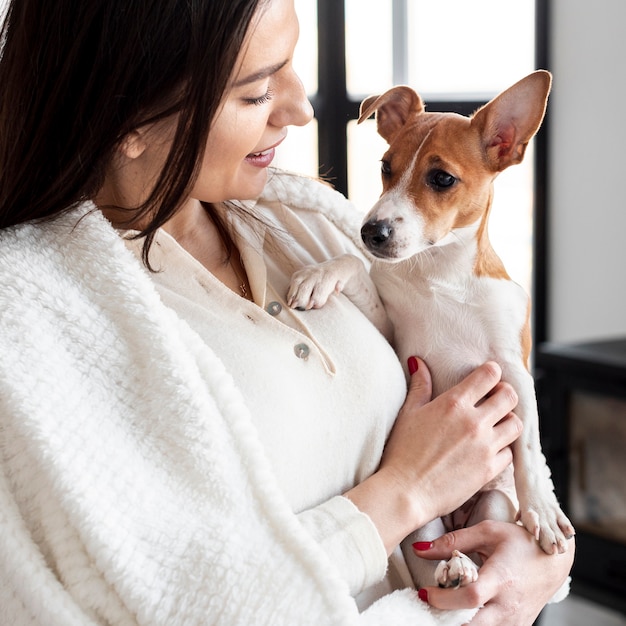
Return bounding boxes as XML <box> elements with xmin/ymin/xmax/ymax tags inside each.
<box><xmin>414</xmin><ymin>520</ymin><xmax>575</xmax><ymax>625</ymax></box>
<box><xmin>344</xmin><ymin>357</ymin><xmax>522</xmax><ymax>553</ymax></box>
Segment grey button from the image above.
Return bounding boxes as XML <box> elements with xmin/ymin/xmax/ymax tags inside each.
<box><xmin>294</xmin><ymin>343</ymin><xmax>310</xmax><ymax>359</ymax></box>
<box><xmin>266</xmin><ymin>301</ymin><xmax>282</xmax><ymax>316</ymax></box>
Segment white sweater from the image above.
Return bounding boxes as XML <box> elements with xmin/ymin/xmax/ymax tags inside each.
<box><xmin>0</xmin><ymin>169</ymin><xmax>477</xmax><ymax>625</ymax></box>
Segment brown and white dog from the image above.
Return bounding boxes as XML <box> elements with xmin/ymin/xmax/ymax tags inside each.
<box><xmin>287</xmin><ymin>71</ymin><xmax>575</xmax><ymax>588</ymax></box>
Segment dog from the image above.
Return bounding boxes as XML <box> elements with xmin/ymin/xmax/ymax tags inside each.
<box><xmin>287</xmin><ymin>70</ymin><xmax>575</xmax><ymax>589</ymax></box>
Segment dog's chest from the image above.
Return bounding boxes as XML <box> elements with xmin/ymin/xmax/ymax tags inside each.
<box><xmin>371</xmin><ymin>262</ymin><xmax>528</xmax><ymax>394</ymax></box>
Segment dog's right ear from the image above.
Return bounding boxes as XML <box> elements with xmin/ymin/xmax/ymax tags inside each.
<box><xmin>358</xmin><ymin>86</ymin><xmax>424</xmax><ymax>143</ymax></box>
<box><xmin>471</xmin><ymin>70</ymin><xmax>552</xmax><ymax>172</ymax></box>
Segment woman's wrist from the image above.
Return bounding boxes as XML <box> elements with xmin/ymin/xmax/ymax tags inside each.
<box><xmin>344</xmin><ymin>466</ymin><xmax>426</xmax><ymax>555</ymax></box>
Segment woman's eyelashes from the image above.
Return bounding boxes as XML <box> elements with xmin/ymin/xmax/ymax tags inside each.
<box><xmin>243</xmin><ymin>88</ymin><xmax>274</xmax><ymax>106</ymax></box>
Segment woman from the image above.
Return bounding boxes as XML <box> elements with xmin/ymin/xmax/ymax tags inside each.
<box><xmin>0</xmin><ymin>0</ymin><xmax>573</xmax><ymax>624</ymax></box>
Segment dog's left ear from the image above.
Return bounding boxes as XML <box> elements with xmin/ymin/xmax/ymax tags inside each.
<box><xmin>358</xmin><ymin>86</ymin><xmax>424</xmax><ymax>143</ymax></box>
<box><xmin>472</xmin><ymin>70</ymin><xmax>552</xmax><ymax>172</ymax></box>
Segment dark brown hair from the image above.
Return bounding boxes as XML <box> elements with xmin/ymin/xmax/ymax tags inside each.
<box><xmin>0</xmin><ymin>0</ymin><xmax>265</xmax><ymax>263</ymax></box>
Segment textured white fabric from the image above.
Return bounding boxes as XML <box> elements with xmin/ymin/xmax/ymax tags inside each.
<box><xmin>0</xmin><ymin>169</ymin><xmax>478</xmax><ymax>625</ymax></box>
<box><xmin>298</xmin><ymin>497</ymin><xmax>387</xmax><ymax>596</ymax></box>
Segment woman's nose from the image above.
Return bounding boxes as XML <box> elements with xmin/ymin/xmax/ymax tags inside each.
<box><xmin>271</xmin><ymin>71</ymin><xmax>314</xmax><ymax>128</ymax></box>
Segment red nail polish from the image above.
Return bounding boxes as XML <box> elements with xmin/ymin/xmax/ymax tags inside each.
<box><xmin>418</xmin><ymin>588</ymin><xmax>429</xmax><ymax>603</ymax></box>
<box><xmin>412</xmin><ymin>541</ymin><xmax>432</xmax><ymax>551</ymax></box>
<box><xmin>408</xmin><ymin>356</ymin><xmax>419</xmax><ymax>375</ymax></box>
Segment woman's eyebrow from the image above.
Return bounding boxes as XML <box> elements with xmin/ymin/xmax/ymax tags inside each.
<box><xmin>233</xmin><ymin>60</ymin><xmax>288</xmax><ymax>87</ymax></box>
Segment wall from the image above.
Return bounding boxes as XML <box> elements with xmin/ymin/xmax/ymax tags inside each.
<box><xmin>547</xmin><ymin>0</ymin><xmax>626</xmax><ymax>342</ymax></box>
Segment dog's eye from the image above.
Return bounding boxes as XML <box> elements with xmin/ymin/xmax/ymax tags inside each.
<box><xmin>428</xmin><ymin>169</ymin><xmax>457</xmax><ymax>191</ymax></box>
<box><xmin>381</xmin><ymin>160</ymin><xmax>392</xmax><ymax>177</ymax></box>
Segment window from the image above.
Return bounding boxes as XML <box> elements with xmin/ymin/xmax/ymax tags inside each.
<box><xmin>275</xmin><ymin>0</ymin><xmax>546</xmax><ymax>331</ymax></box>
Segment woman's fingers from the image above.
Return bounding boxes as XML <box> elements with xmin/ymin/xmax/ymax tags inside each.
<box><xmin>478</xmin><ymin>380</ymin><xmax>519</xmax><ymax>421</ymax></box>
<box><xmin>416</xmin><ymin>520</ymin><xmax>493</xmax><ymax>561</ymax></box>
<box><xmin>414</xmin><ymin>525</ymin><xmax>505</xmax><ymax>610</ymax></box>
<box><xmin>452</xmin><ymin>361</ymin><xmax>505</xmax><ymax>407</ymax></box>
<box><xmin>414</xmin><ymin>521</ymin><xmax>575</xmax><ymax>620</ymax></box>
<box><xmin>405</xmin><ymin>359</ymin><xmax>519</xmax><ymax>429</ymax></box>
<box><xmin>494</xmin><ymin>410</ymin><xmax>523</xmax><ymax>450</ymax></box>
<box><xmin>404</xmin><ymin>356</ymin><xmax>433</xmax><ymax>407</ymax></box>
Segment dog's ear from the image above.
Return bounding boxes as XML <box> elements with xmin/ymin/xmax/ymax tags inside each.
<box><xmin>472</xmin><ymin>70</ymin><xmax>552</xmax><ymax>172</ymax></box>
<box><xmin>358</xmin><ymin>86</ymin><xmax>424</xmax><ymax>143</ymax></box>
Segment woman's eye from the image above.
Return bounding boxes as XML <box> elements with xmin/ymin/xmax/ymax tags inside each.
<box><xmin>244</xmin><ymin>89</ymin><xmax>274</xmax><ymax>106</ymax></box>
<box><xmin>428</xmin><ymin>169</ymin><xmax>457</xmax><ymax>191</ymax></box>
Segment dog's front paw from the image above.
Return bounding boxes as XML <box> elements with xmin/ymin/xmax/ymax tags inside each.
<box><xmin>517</xmin><ymin>496</ymin><xmax>575</xmax><ymax>555</ymax></box>
<box><xmin>435</xmin><ymin>550</ymin><xmax>478</xmax><ymax>588</ymax></box>
<box><xmin>287</xmin><ymin>264</ymin><xmax>340</xmax><ymax>310</ymax></box>
<box><xmin>287</xmin><ymin>255</ymin><xmax>363</xmax><ymax>311</ymax></box>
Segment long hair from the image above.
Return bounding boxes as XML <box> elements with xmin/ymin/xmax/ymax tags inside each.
<box><xmin>0</xmin><ymin>0</ymin><xmax>264</xmax><ymax>263</ymax></box>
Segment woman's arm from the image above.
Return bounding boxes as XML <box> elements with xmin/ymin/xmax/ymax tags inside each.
<box><xmin>413</xmin><ymin>520</ymin><xmax>575</xmax><ymax>625</ymax></box>
<box><xmin>345</xmin><ymin>357</ymin><xmax>522</xmax><ymax>554</ymax></box>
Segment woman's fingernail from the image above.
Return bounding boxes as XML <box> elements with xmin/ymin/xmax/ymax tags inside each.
<box><xmin>412</xmin><ymin>541</ymin><xmax>433</xmax><ymax>551</ymax></box>
<box><xmin>418</xmin><ymin>588</ymin><xmax>429</xmax><ymax>603</ymax></box>
<box><xmin>408</xmin><ymin>356</ymin><xmax>419</xmax><ymax>375</ymax></box>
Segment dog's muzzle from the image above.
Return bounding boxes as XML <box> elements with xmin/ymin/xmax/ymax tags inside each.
<box><xmin>361</xmin><ymin>219</ymin><xmax>394</xmax><ymax>256</ymax></box>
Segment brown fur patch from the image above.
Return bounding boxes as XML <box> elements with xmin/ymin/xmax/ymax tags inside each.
<box><xmin>520</xmin><ymin>301</ymin><xmax>532</xmax><ymax>370</ymax></box>
<box><xmin>473</xmin><ymin>198</ymin><xmax>510</xmax><ymax>280</ymax></box>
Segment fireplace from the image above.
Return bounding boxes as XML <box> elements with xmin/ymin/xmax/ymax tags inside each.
<box><xmin>535</xmin><ymin>338</ymin><xmax>626</xmax><ymax>613</ymax></box>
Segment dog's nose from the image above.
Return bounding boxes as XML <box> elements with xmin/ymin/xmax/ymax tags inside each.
<box><xmin>361</xmin><ymin>219</ymin><xmax>393</xmax><ymax>252</ymax></box>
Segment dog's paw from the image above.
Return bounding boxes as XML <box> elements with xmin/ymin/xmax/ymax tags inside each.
<box><xmin>517</xmin><ymin>497</ymin><xmax>576</xmax><ymax>555</ymax></box>
<box><xmin>435</xmin><ymin>550</ymin><xmax>479</xmax><ymax>589</ymax></box>
<box><xmin>287</xmin><ymin>264</ymin><xmax>341</xmax><ymax>310</ymax></box>
<box><xmin>287</xmin><ymin>255</ymin><xmax>362</xmax><ymax>311</ymax></box>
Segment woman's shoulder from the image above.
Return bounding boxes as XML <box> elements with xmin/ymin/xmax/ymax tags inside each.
<box><xmin>0</xmin><ymin>203</ymin><xmax>148</xmax><ymax>308</ymax></box>
<box><xmin>0</xmin><ymin>203</ymin><xmax>104</xmax><ymax>254</ymax></box>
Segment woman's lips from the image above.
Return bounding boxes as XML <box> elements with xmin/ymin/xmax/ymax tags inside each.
<box><xmin>245</xmin><ymin>137</ymin><xmax>285</xmax><ymax>168</ymax></box>
<box><xmin>245</xmin><ymin>146</ymin><xmax>276</xmax><ymax>168</ymax></box>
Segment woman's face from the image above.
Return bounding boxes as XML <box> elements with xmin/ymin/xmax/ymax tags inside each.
<box><xmin>193</xmin><ymin>0</ymin><xmax>313</xmax><ymax>202</ymax></box>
